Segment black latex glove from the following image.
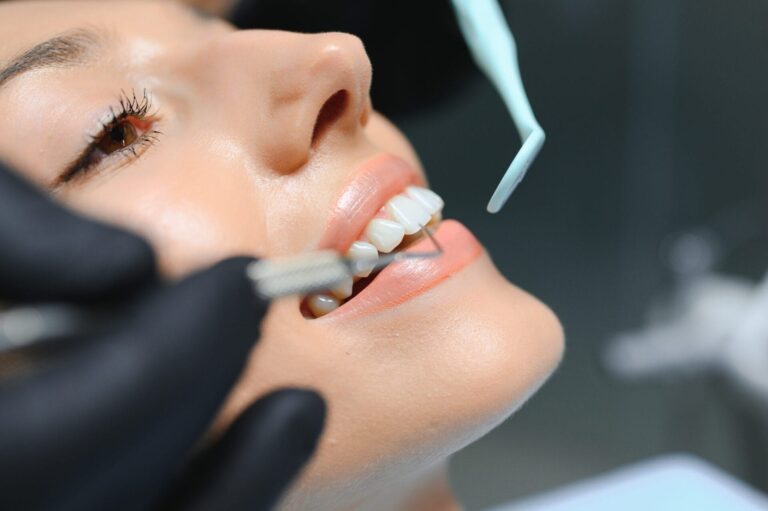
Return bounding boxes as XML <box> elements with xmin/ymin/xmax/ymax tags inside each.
<box><xmin>0</xmin><ymin>161</ymin><xmax>325</xmax><ymax>511</ymax></box>
<box><xmin>229</xmin><ymin>0</ymin><xmax>475</xmax><ymax>119</ymax></box>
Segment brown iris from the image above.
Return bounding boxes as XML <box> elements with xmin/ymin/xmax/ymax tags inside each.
<box><xmin>96</xmin><ymin>116</ymin><xmax>141</xmax><ymax>155</ymax></box>
<box><xmin>55</xmin><ymin>91</ymin><xmax>158</xmax><ymax>187</ymax></box>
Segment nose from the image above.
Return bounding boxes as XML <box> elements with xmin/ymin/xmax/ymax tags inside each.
<box><xmin>194</xmin><ymin>30</ymin><xmax>373</xmax><ymax>174</ymax></box>
<box><xmin>268</xmin><ymin>32</ymin><xmax>372</xmax><ymax>173</ymax></box>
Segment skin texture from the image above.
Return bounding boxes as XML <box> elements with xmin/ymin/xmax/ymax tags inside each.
<box><xmin>0</xmin><ymin>3</ymin><xmax>564</xmax><ymax>510</ymax></box>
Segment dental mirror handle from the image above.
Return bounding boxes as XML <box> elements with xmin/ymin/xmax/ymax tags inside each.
<box><xmin>451</xmin><ymin>0</ymin><xmax>546</xmax><ymax>213</ymax></box>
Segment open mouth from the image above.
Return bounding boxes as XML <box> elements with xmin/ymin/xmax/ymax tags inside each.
<box><xmin>301</xmin><ymin>185</ymin><xmax>445</xmax><ymax>318</ymax></box>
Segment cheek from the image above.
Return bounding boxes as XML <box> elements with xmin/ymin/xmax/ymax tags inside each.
<box><xmin>58</xmin><ymin>147</ymin><xmax>268</xmax><ymax>276</ymax></box>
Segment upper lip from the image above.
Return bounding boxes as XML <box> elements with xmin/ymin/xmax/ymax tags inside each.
<box><xmin>316</xmin><ymin>153</ymin><xmax>425</xmax><ymax>253</ymax></box>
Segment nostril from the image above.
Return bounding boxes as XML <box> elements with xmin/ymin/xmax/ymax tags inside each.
<box><xmin>311</xmin><ymin>90</ymin><xmax>349</xmax><ymax>146</ymax></box>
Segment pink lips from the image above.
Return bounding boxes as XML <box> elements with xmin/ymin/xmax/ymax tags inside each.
<box><xmin>327</xmin><ymin>220</ymin><xmax>483</xmax><ymax>319</ymax></box>
<box><xmin>315</xmin><ymin>153</ymin><xmax>483</xmax><ymax>319</ymax></box>
<box><xmin>318</xmin><ymin>154</ymin><xmax>425</xmax><ymax>253</ymax></box>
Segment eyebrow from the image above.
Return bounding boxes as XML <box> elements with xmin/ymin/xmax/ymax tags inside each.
<box><xmin>0</xmin><ymin>28</ymin><xmax>104</xmax><ymax>89</ymax></box>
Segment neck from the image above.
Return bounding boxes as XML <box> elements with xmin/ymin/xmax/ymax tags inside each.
<box><xmin>281</xmin><ymin>461</ymin><xmax>462</xmax><ymax>511</ymax></box>
<box><xmin>360</xmin><ymin>462</ymin><xmax>462</xmax><ymax>511</ymax></box>
<box><xmin>399</xmin><ymin>463</ymin><xmax>462</xmax><ymax>511</ymax></box>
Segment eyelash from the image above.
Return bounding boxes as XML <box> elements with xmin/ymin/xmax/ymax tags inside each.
<box><xmin>56</xmin><ymin>88</ymin><xmax>161</xmax><ymax>186</ymax></box>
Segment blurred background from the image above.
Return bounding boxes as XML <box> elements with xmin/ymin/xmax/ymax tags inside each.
<box><xmin>385</xmin><ymin>0</ymin><xmax>768</xmax><ymax>509</ymax></box>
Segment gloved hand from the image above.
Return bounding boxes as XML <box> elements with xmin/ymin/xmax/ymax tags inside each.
<box><xmin>0</xmin><ymin>161</ymin><xmax>325</xmax><ymax>511</ymax></box>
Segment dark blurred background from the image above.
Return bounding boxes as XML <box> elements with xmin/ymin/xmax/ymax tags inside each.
<box><xmin>389</xmin><ymin>0</ymin><xmax>768</xmax><ymax>509</ymax></box>
<box><xmin>234</xmin><ymin>0</ymin><xmax>768</xmax><ymax>507</ymax></box>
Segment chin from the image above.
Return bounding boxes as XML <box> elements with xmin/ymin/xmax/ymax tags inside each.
<box><xmin>441</xmin><ymin>252</ymin><xmax>565</xmax><ymax>439</ymax></box>
<box><xmin>268</xmin><ymin>248</ymin><xmax>564</xmax><ymax>509</ymax></box>
<box><xmin>364</xmin><ymin>249</ymin><xmax>565</xmax><ymax>456</ymax></box>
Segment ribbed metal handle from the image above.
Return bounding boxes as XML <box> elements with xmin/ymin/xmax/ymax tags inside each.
<box><xmin>246</xmin><ymin>251</ymin><xmax>353</xmax><ymax>299</ymax></box>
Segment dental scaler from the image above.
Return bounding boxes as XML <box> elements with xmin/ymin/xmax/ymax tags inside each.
<box><xmin>246</xmin><ymin>226</ymin><xmax>442</xmax><ymax>299</ymax></box>
<box><xmin>0</xmin><ymin>227</ymin><xmax>442</xmax><ymax>353</ymax></box>
<box><xmin>451</xmin><ymin>0</ymin><xmax>546</xmax><ymax>213</ymax></box>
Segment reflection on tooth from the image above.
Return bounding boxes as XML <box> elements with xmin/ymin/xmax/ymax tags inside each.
<box><xmin>331</xmin><ymin>277</ymin><xmax>353</xmax><ymax>300</ymax></box>
<box><xmin>406</xmin><ymin>186</ymin><xmax>444</xmax><ymax>215</ymax></box>
<box><xmin>308</xmin><ymin>294</ymin><xmax>340</xmax><ymax>317</ymax></box>
<box><xmin>346</xmin><ymin>241</ymin><xmax>378</xmax><ymax>277</ymax></box>
<box><xmin>365</xmin><ymin>218</ymin><xmax>405</xmax><ymax>253</ymax></box>
<box><xmin>386</xmin><ymin>195</ymin><xmax>431</xmax><ymax>234</ymax></box>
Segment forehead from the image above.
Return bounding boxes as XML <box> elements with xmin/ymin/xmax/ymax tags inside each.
<box><xmin>0</xmin><ymin>1</ymin><xmax>222</xmax><ymax>65</ymax></box>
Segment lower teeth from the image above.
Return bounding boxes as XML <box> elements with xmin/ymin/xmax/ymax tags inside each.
<box><xmin>307</xmin><ymin>294</ymin><xmax>341</xmax><ymax>317</ymax></box>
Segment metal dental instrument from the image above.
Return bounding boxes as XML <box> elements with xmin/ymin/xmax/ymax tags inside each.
<box><xmin>450</xmin><ymin>0</ymin><xmax>546</xmax><ymax>214</ymax></box>
<box><xmin>247</xmin><ymin>225</ymin><xmax>443</xmax><ymax>299</ymax></box>
<box><xmin>0</xmin><ymin>226</ymin><xmax>443</xmax><ymax>353</ymax></box>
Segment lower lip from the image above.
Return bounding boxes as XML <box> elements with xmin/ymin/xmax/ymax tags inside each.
<box><xmin>327</xmin><ymin>220</ymin><xmax>483</xmax><ymax>319</ymax></box>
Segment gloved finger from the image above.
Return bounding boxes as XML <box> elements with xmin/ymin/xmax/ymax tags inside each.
<box><xmin>0</xmin><ymin>160</ymin><xmax>155</xmax><ymax>302</ymax></box>
<box><xmin>161</xmin><ymin>389</ymin><xmax>326</xmax><ymax>511</ymax></box>
<box><xmin>0</xmin><ymin>257</ymin><xmax>265</xmax><ymax>511</ymax></box>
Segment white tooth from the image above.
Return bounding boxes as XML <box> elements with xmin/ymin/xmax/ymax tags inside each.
<box><xmin>331</xmin><ymin>277</ymin><xmax>353</xmax><ymax>299</ymax></box>
<box><xmin>428</xmin><ymin>210</ymin><xmax>442</xmax><ymax>227</ymax></box>
<box><xmin>365</xmin><ymin>218</ymin><xmax>405</xmax><ymax>253</ymax></box>
<box><xmin>307</xmin><ymin>294</ymin><xmax>340</xmax><ymax>317</ymax></box>
<box><xmin>346</xmin><ymin>241</ymin><xmax>378</xmax><ymax>277</ymax></box>
<box><xmin>406</xmin><ymin>186</ymin><xmax>444</xmax><ymax>215</ymax></box>
<box><xmin>386</xmin><ymin>195</ymin><xmax>431</xmax><ymax>235</ymax></box>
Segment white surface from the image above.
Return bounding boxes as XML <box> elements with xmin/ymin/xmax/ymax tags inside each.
<box><xmin>490</xmin><ymin>454</ymin><xmax>768</xmax><ymax>511</ymax></box>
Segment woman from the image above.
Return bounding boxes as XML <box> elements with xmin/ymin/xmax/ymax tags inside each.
<box><xmin>0</xmin><ymin>2</ymin><xmax>564</xmax><ymax>509</ymax></box>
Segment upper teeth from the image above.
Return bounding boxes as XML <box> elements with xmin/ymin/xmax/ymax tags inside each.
<box><xmin>365</xmin><ymin>186</ymin><xmax>443</xmax><ymax>253</ymax></box>
<box><xmin>307</xmin><ymin>186</ymin><xmax>445</xmax><ymax>317</ymax></box>
<box><xmin>365</xmin><ymin>218</ymin><xmax>405</xmax><ymax>253</ymax></box>
<box><xmin>386</xmin><ymin>195</ymin><xmax>431</xmax><ymax>235</ymax></box>
<box><xmin>406</xmin><ymin>186</ymin><xmax>444</xmax><ymax>214</ymax></box>
<box><xmin>346</xmin><ymin>240</ymin><xmax>378</xmax><ymax>277</ymax></box>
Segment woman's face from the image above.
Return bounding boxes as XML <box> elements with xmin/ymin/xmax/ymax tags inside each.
<box><xmin>0</xmin><ymin>1</ymin><xmax>563</xmax><ymax>505</ymax></box>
